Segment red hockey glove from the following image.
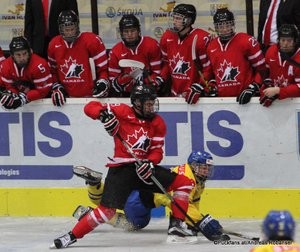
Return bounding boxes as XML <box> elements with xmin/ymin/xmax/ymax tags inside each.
<box><xmin>93</xmin><ymin>79</ymin><xmax>110</xmax><ymax>98</ymax></box>
<box><xmin>236</xmin><ymin>82</ymin><xmax>260</xmax><ymax>105</ymax></box>
<box><xmin>259</xmin><ymin>94</ymin><xmax>278</xmax><ymax>107</ymax></box>
<box><xmin>51</xmin><ymin>83</ymin><xmax>67</xmax><ymax>107</ymax></box>
<box><xmin>99</xmin><ymin>109</ymin><xmax>119</xmax><ymax>136</ymax></box>
<box><xmin>185</xmin><ymin>83</ymin><xmax>204</xmax><ymax>104</ymax></box>
<box><xmin>112</xmin><ymin>74</ymin><xmax>134</xmax><ymax>93</ymax></box>
<box><xmin>204</xmin><ymin>79</ymin><xmax>218</xmax><ymax>97</ymax></box>
<box><xmin>135</xmin><ymin>161</ymin><xmax>154</xmax><ymax>185</ymax></box>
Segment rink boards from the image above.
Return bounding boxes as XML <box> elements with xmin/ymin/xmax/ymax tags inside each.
<box><xmin>0</xmin><ymin>97</ymin><xmax>299</xmax><ymax>218</ymax></box>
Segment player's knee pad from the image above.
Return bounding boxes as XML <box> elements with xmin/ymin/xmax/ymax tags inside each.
<box><xmin>124</xmin><ymin>190</ymin><xmax>151</xmax><ymax>229</ymax></box>
<box><xmin>197</xmin><ymin>214</ymin><xmax>230</xmax><ymax>241</ymax></box>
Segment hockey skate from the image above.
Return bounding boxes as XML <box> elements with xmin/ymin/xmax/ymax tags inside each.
<box><xmin>50</xmin><ymin>231</ymin><xmax>76</xmax><ymax>249</ymax></box>
<box><xmin>166</xmin><ymin>216</ymin><xmax>197</xmax><ymax>244</ymax></box>
<box><xmin>73</xmin><ymin>165</ymin><xmax>103</xmax><ymax>185</ymax></box>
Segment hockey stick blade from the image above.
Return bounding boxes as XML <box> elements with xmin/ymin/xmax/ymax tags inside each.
<box><xmin>119</xmin><ymin>59</ymin><xmax>145</xmax><ymax>69</ymax></box>
<box><xmin>222</xmin><ymin>229</ymin><xmax>259</xmax><ymax>241</ymax></box>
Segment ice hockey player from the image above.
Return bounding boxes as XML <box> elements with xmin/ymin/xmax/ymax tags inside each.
<box><xmin>50</xmin><ymin>84</ymin><xmax>195</xmax><ymax>249</ymax></box>
<box><xmin>72</xmin><ymin>150</ymin><xmax>231</xmax><ymax>243</ymax></box>
<box><xmin>250</xmin><ymin>210</ymin><xmax>300</xmax><ymax>251</ymax></box>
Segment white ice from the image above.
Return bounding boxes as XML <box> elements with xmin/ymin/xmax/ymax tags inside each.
<box><xmin>0</xmin><ymin>217</ymin><xmax>298</xmax><ymax>252</ymax></box>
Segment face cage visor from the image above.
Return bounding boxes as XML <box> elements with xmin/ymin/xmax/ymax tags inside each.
<box><xmin>134</xmin><ymin>98</ymin><xmax>159</xmax><ymax>120</ymax></box>
<box><xmin>190</xmin><ymin>161</ymin><xmax>214</xmax><ymax>180</ymax></box>
<box><xmin>214</xmin><ymin>20</ymin><xmax>235</xmax><ymax>42</ymax></box>
<box><xmin>59</xmin><ymin>22</ymin><xmax>79</xmax><ymax>43</ymax></box>
<box><xmin>169</xmin><ymin>13</ymin><xmax>190</xmax><ymax>33</ymax></box>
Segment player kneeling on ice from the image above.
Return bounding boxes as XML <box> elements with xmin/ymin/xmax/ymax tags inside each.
<box><xmin>50</xmin><ymin>84</ymin><xmax>195</xmax><ymax>249</ymax></box>
<box><xmin>72</xmin><ymin>150</ymin><xmax>230</xmax><ymax>243</ymax></box>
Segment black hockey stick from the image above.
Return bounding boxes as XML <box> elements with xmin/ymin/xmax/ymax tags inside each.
<box><xmin>222</xmin><ymin>229</ymin><xmax>259</xmax><ymax>241</ymax></box>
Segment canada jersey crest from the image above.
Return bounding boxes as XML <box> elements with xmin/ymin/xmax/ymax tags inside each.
<box><xmin>60</xmin><ymin>57</ymin><xmax>84</xmax><ymax>78</ymax></box>
<box><xmin>126</xmin><ymin>128</ymin><xmax>151</xmax><ymax>153</ymax></box>
<box><xmin>217</xmin><ymin>60</ymin><xmax>240</xmax><ymax>82</ymax></box>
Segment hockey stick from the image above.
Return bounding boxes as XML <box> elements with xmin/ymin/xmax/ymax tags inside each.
<box><xmin>118</xmin><ymin>59</ymin><xmax>154</xmax><ymax>84</ymax></box>
<box><xmin>192</xmin><ymin>34</ymin><xmax>207</xmax><ymax>85</ymax></box>
<box><xmin>222</xmin><ymin>229</ymin><xmax>259</xmax><ymax>241</ymax></box>
<box><xmin>119</xmin><ymin>59</ymin><xmax>145</xmax><ymax>69</ymax></box>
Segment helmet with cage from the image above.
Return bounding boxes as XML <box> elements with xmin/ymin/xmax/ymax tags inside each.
<box><xmin>187</xmin><ymin>150</ymin><xmax>214</xmax><ymax>181</ymax></box>
<box><xmin>171</xmin><ymin>4</ymin><xmax>196</xmax><ymax>33</ymax></box>
<box><xmin>58</xmin><ymin>10</ymin><xmax>80</xmax><ymax>43</ymax></box>
<box><xmin>213</xmin><ymin>8</ymin><xmax>235</xmax><ymax>42</ymax></box>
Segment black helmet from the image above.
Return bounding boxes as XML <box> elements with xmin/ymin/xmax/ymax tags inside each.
<box><xmin>119</xmin><ymin>14</ymin><xmax>141</xmax><ymax>47</ymax></box>
<box><xmin>278</xmin><ymin>24</ymin><xmax>299</xmax><ymax>42</ymax></box>
<box><xmin>213</xmin><ymin>8</ymin><xmax>235</xmax><ymax>42</ymax></box>
<box><xmin>278</xmin><ymin>24</ymin><xmax>300</xmax><ymax>59</ymax></box>
<box><xmin>213</xmin><ymin>8</ymin><xmax>234</xmax><ymax>24</ymax></box>
<box><xmin>119</xmin><ymin>14</ymin><xmax>141</xmax><ymax>32</ymax></box>
<box><xmin>9</xmin><ymin>36</ymin><xmax>31</xmax><ymax>55</ymax></box>
<box><xmin>58</xmin><ymin>10</ymin><xmax>80</xmax><ymax>43</ymax></box>
<box><xmin>173</xmin><ymin>4</ymin><xmax>196</xmax><ymax>24</ymax></box>
<box><xmin>130</xmin><ymin>84</ymin><xmax>159</xmax><ymax>120</ymax></box>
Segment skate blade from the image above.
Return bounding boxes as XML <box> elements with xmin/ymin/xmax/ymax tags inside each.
<box><xmin>166</xmin><ymin>235</ymin><xmax>198</xmax><ymax>244</ymax></box>
<box><xmin>49</xmin><ymin>242</ymin><xmax>57</xmax><ymax>249</ymax></box>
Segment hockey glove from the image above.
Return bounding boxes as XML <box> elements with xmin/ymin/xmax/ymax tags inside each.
<box><xmin>236</xmin><ymin>82</ymin><xmax>260</xmax><ymax>105</ymax></box>
<box><xmin>204</xmin><ymin>79</ymin><xmax>218</xmax><ymax>97</ymax></box>
<box><xmin>99</xmin><ymin>109</ymin><xmax>119</xmax><ymax>136</ymax></box>
<box><xmin>197</xmin><ymin>214</ymin><xmax>230</xmax><ymax>241</ymax></box>
<box><xmin>112</xmin><ymin>74</ymin><xmax>134</xmax><ymax>93</ymax></box>
<box><xmin>261</xmin><ymin>78</ymin><xmax>274</xmax><ymax>90</ymax></box>
<box><xmin>152</xmin><ymin>76</ymin><xmax>164</xmax><ymax>91</ymax></box>
<box><xmin>185</xmin><ymin>83</ymin><xmax>204</xmax><ymax>104</ymax></box>
<box><xmin>51</xmin><ymin>83</ymin><xmax>67</xmax><ymax>107</ymax></box>
<box><xmin>260</xmin><ymin>94</ymin><xmax>278</xmax><ymax>107</ymax></box>
<box><xmin>129</xmin><ymin>68</ymin><xmax>143</xmax><ymax>80</ymax></box>
<box><xmin>93</xmin><ymin>79</ymin><xmax>110</xmax><ymax>98</ymax></box>
<box><xmin>1</xmin><ymin>91</ymin><xmax>28</xmax><ymax>110</ymax></box>
<box><xmin>135</xmin><ymin>161</ymin><xmax>154</xmax><ymax>185</ymax></box>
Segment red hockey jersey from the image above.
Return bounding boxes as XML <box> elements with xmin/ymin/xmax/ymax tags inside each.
<box><xmin>207</xmin><ymin>33</ymin><xmax>266</xmax><ymax>97</ymax></box>
<box><xmin>108</xmin><ymin>36</ymin><xmax>162</xmax><ymax>82</ymax></box>
<box><xmin>160</xmin><ymin>28</ymin><xmax>211</xmax><ymax>96</ymax></box>
<box><xmin>265</xmin><ymin>45</ymin><xmax>300</xmax><ymax>99</ymax></box>
<box><xmin>84</xmin><ymin>101</ymin><xmax>166</xmax><ymax>167</ymax></box>
<box><xmin>48</xmin><ymin>32</ymin><xmax>108</xmax><ymax>97</ymax></box>
<box><xmin>0</xmin><ymin>54</ymin><xmax>52</xmax><ymax>101</ymax></box>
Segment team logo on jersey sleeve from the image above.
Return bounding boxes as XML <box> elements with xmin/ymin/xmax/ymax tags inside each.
<box><xmin>60</xmin><ymin>57</ymin><xmax>84</xmax><ymax>78</ymax></box>
<box><xmin>170</xmin><ymin>53</ymin><xmax>191</xmax><ymax>75</ymax></box>
<box><xmin>126</xmin><ymin>128</ymin><xmax>151</xmax><ymax>153</ymax></box>
<box><xmin>217</xmin><ymin>60</ymin><xmax>239</xmax><ymax>82</ymax></box>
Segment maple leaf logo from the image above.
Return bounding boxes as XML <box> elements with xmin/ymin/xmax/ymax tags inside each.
<box><xmin>60</xmin><ymin>57</ymin><xmax>84</xmax><ymax>78</ymax></box>
<box><xmin>126</xmin><ymin>128</ymin><xmax>151</xmax><ymax>152</ymax></box>
<box><xmin>217</xmin><ymin>60</ymin><xmax>239</xmax><ymax>82</ymax></box>
<box><xmin>170</xmin><ymin>53</ymin><xmax>190</xmax><ymax>75</ymax></box>
<box><xmin>274</xmin><ymin>75</ymin><xmax>288</xmax><ymax>87</ymax></box>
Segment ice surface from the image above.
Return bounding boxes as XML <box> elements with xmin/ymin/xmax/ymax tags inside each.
<box><xmin>0</xmin><ymin>217</ymin><xmax>298</xmax><ymax>252</ymax></box>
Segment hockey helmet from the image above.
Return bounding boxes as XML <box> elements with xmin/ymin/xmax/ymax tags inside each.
<box><xmin>119</xmin><ymin>14</ymin><xmax>141</xmax><ymax>47</ymax></box>
<box><xmin>213</xmin><ymin>8</ymin><xmax>235</xmax><ymax>42</ymax></box>
<box><xmin>130</xmin><ymin>84</ymin><xmax>159</xmax><ymax>120</ymax></box>
<box><xmin>9</xmin><ymin>36</ymin><xmax>31</xmax><ymax>68</ymax></box>
<box><xmin>58</xmin><ymin>10</ymin><xmax>80</xmax><ymax>43</ymax></box>
<box><xmin>262</xmin><ymin>210</ymin><xmax>295</xmax><ymax>241</ymax></box>
<box><xmin>187</xmin><ymin>150</ymin><xmax>214</xmax><ymax>181</ymax></box>
<box><xmin>278</xmin><ymin>24</ymin><xmax>300</xmax><ymax>57</ymax></box>
<box><xmin>171</xmin><ymin>4</ymin><xmax>196</xmax><ymax>33</ymax></box>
